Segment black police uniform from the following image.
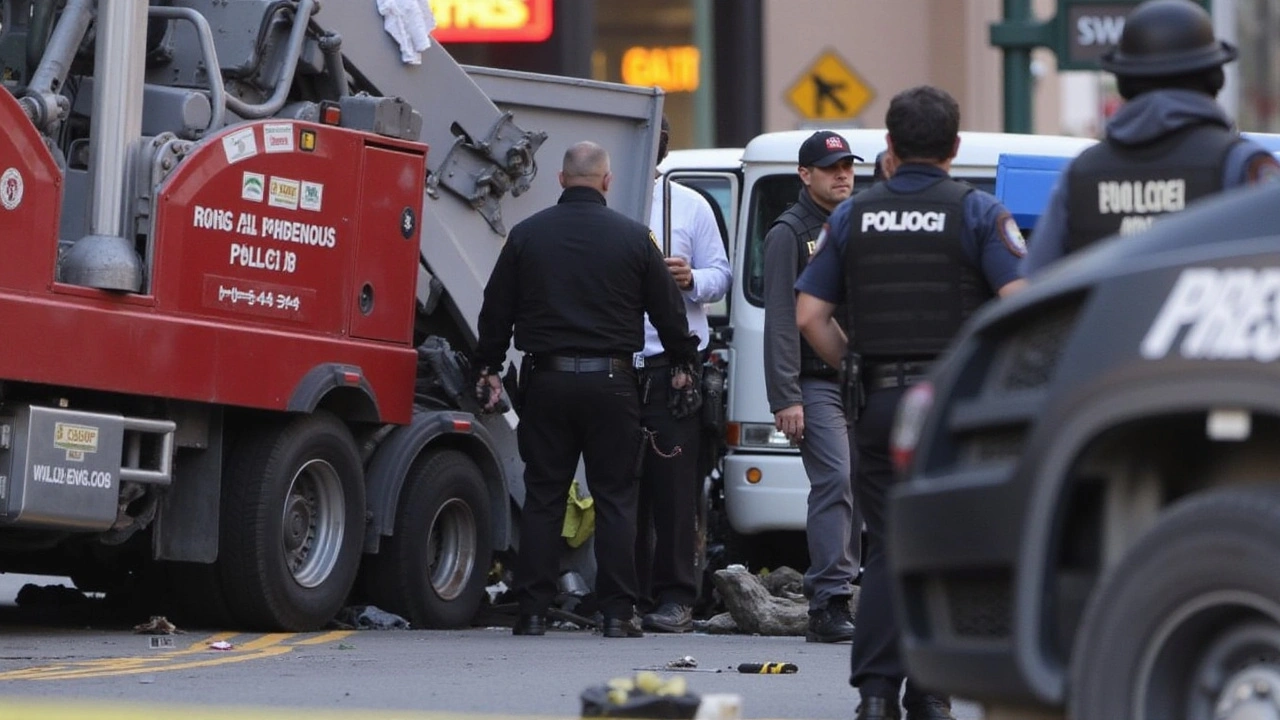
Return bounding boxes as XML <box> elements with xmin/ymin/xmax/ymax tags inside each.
<box><xmin>474</xmin><ymin>185</ymin><xmax>699</xmax><ymax>627</ymax></box>
<box><xmin>797</xmin><ymin>164</ymin><xmax>1025</xmax><ymax>713</ymax></box>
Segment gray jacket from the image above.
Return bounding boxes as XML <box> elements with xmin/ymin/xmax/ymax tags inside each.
<box><xmin>762</xmin><ymin>188</ymin><xmax>832</xmax><ymax>413</ymax></box>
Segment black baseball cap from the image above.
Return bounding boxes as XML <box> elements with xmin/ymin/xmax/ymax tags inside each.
<box><xmin>799</xmin><ymin>130</ymin><xmax>863</xmax><ymax>167</ymax></box>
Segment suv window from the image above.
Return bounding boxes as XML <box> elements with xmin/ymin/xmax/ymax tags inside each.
<box><xmin>742</xmin><ymin>174</ymin><xmax>996</xmax><ymax>307</ymax></box>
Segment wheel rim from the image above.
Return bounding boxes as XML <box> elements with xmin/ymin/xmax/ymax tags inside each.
<box><xmin>1134</xmin><ymin>590</ymin><xmax>1280</xmax><ymax>720</ymax></box>
<box><xmin>426</xmin><ymin>497</ymin><xmax>477</xmax><ymax>601</ymax></box>
<box><xmin>280</xmin><ymin>458</ymin><xmax>346</xmax><ymax>589</ymax></box>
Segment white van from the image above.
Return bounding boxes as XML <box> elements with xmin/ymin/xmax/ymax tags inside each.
<box><xmin>661</xmin><ymin>129</ymin><xmax>1097</xmax><ymax>567</ymax></box>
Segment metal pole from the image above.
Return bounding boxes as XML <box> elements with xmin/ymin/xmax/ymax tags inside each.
<box><xmin>1003</xmin><ymin>0</ymin><xmax>1034</xmax><ymax>134</ymax></box>
<box><xmin>88</xmin><ymin>0</ymin><xmax>146</xmax><ymax>238</ymax></box>
<box><xmin>692</xmin><ymin>0</ymin><xmax>715</xmax><ymax>148</ymax></box>
<box><xmin>61</xmin><ymin>0</ymin><xmax>146</xmax><ymax>291</ymax></box>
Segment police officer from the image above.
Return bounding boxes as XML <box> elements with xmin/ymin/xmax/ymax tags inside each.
<box><xmin>1022</xmin><ymin>0</ymin><xmax>1280</xmax><ymax>277</ymax></box>
<box><xmin>796</xmin><ymin>86</ymin><xmax>1026</xmax><ymax>720</ymax></box>
<box><xmin>635</xmin><ymin>116</ymin><xmax>732</xmax><ymax>634</ymax></box>
<box><xmin>474</xmin><ymin>141</ymin><xmax>700</xmax><ymax>639</ymax></box>
<box><xmin>762</xmin><ymin>130</ymin><xmax>863</xmax><ymax>644</ymax></box>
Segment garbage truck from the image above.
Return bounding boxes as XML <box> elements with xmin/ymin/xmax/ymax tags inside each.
<box><xmin>0</xmin><ymin>0</ymin><xmax>663</xmax><ymax>632</ymax></box>
<box><xmin>886</xmin><ymin>140</ymin><xmax>1280</xmax><ymax>720</ymax></box>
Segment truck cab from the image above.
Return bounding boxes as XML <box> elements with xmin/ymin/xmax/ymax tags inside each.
<box><xmin>663</xmin><ymin>130</ymin><xmax>1095</xmax><ymax>569</ymax></box>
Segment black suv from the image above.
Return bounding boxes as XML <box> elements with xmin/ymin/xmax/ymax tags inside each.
<box><xmin>887</xmin><ymin>181</ymin><xmax>1280</xmax><ymax>720</ymax></box>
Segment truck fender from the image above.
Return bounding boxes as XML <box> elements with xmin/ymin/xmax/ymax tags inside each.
<box><xmin>288</xmin><ymin>363</ymin><xmax>381</xmax><ymax>423</ymax></box>
<box><xmin>1016</xmin><ymin>372</ymin><xmax>1280</xmax><ymax>704</ymax></box>
<box><xmin>363</xmin><ymin>410</ymin><xmax>511</xmax><ymax>554</ymax></box>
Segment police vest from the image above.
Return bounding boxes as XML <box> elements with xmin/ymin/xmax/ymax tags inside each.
<box><xmin>843</xmin><ymin>177</ymin><xmax>990</xmax><ymax>361</ymax></box>
<box><xmin>772</xmin><ymin>199</ymin><xmax>840</xmax><ymax>374</ymax></box>
<box><xmin>1065</xmin><ymin>122</ymin><xmax>1240</xmax><ymax>253</ymax></box>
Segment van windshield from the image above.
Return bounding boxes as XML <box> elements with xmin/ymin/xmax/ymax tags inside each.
<box><xmin>742</xmin><ymin>173</ymin><xmax>996</xmax><ymax>308</ymax></box>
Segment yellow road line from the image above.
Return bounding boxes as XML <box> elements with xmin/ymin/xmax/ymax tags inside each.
<box><xmin>0</xmin><ymin>631</ymin><xmax>353</xmax><ymax>681</ymax></box>
<box><xmin>2</xmin><ymin>697</ymin><xmax>577</xmax><ymax>720</ymax></box>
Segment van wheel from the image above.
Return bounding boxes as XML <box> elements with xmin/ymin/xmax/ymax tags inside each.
<box><xmin>368</xmin><ymin>450</ymin><xmax>491</xmax><ymax>628</ymax></box>
<box><xmin>218</xmin><ymin>411</ymin><xmax>365</xmax><ymax>631</ymax></box>
<box><xmin>1069</xmin><ymin>486</ymin><xmax>1280</xmax><ymax>720</ymax></box>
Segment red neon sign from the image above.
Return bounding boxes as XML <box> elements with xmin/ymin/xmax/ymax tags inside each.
<box><xmin>430</xmin><ymin>0</ymin><xmax>554</xmax><ymax>43</ymax></box>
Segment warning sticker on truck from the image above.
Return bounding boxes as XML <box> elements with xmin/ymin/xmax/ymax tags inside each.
<box><xmin>222</xmin><ymin>127</ymin><xmax>258</xmax><ymax>165</ymax></box>
<box><xmin>1</xmin><ymin>167</ymin><xmax>23</xmax><ymax>210</ymax></box>
<box><xmin>269</xmin><ymin>177</ymin><xmax>301</xmax><ymax>211</ymax></box>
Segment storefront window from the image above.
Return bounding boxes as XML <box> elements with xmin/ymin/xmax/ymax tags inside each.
<box><xmin>594</xmin><ymin>0</ymin><xmax>698</xmax><ymax>149</ymax></box>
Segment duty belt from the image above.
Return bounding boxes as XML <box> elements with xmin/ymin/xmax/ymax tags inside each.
<box><xmin>535</xmin><ymin>354</ymin><xmax>630</xmax><ymax>374</ymax></box>
<box><xmin>865</xmin><ymin>360</ymin><xmax>932</xmax><ymax>390</ymax></box>
<box><xmin>799</xmin><ymin>357</ymin><xmax>838</xmax><ymax>378</ymax></box>
<box><xmin>633</xmin><ymin>353</ymin><xmax>672</xmax><ymax>369</ymax></box>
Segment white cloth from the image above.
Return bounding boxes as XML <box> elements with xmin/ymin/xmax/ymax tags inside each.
<box><xmin>638</xmin><ymin>179</ymin><xmax>732</xmax><ymax>357</ymax></box>
<box><xmin>376</xmin><ymin>0</ymin><xmax>437</xmax><ymax>65</ymax></box>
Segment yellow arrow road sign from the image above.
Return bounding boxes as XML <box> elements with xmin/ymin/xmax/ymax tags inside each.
<box><xmin>785</xmin><ymin>49</ymin><xmax>874</xmax><ymax>122</ymax></box>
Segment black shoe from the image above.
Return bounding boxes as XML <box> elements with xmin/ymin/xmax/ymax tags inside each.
<box><xmin>512</xmin><ymin>614</ymin><xmax>546</xmax><ymax>636</ymax></box>
<box><xmin>601</xmin><ymin>614</ymin><xmax>644</xmax><ymax>638</ymax></box>
<box><xmin>807</xmin><ymin>597</ymin><xmax>855</xmax><ymax>643</ymax></box>
<box><xmin>902</xmin><ymin>695</ymin><xmax>954</xmax><ymax>720</ymax></box>
<box><xmin>641</xmin><ymin>602</ymin><xmax>692</xmax><ymax>633</ymax></box>
<box><xmin>854</xmin><ymin>696</ymin><xmax>901</xmax><ymax>720</ymax></box>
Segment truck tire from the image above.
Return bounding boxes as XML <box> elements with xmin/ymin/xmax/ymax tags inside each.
<box><xmin>218</xmin><ymin>411</ymin><xmax>365</xmax><ymax>631</ymax></box>
<box><xmin>367</xmin><ymin>449</ymin><xmax>491</xmax><ymax>629</ymax></box>
<box><xmin>1068</xmin><ymin>486</ymin><xmax>1280</xmax><ymax>720</ymax></box>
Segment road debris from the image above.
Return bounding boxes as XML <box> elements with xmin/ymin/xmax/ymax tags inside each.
<box><xmin>133</xmin><ymin>616</ymin><xmax>179</xmax><ymax>634</ymax></box>
<box><xmin>736</xmin><ymin>662</ymin><xmax>798</xmax><ymax>674</ymax></box>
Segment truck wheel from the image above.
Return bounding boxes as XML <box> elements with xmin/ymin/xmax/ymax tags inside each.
<box><xmin>1069</xmin><ymin>486</ymin><xmax>1280</xmax><ymax>720</ymax></box>
<box><xmin>218</xmin><ymin>411</ymin><xmax>365</xmax><ymax>631</ymax></box>
<box><xmin>369</xmin><ymin>450</ymin><xmax>491</xmax><ymax>628</ymax></box>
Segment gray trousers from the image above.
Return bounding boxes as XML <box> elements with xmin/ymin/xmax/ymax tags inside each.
<box><xmin>799</xmin><ymin>376</ymin><xmax>862</xmax><ymax>611</ymax></box>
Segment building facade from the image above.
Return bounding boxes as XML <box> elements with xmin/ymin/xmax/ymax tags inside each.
<box><xmin>431</xmin><ymin>0</ymin><xmax>1278</xmax><ymax>148</ymax></box>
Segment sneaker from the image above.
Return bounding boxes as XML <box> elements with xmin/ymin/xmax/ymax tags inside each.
<box><xmin>806</xmin><ymin>597</ymin><xmax>854</xmax><ymax>643</ymax></box>
<box><xmin>641</xmin><ymin>602</ymin><xmax>692</xmax><ymax>633</ymax></box>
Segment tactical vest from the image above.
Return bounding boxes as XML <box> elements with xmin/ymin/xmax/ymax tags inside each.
<box><xmin>843</xmin><ymin>177</ymin><xmax>990</xmax><ymax>361</ymax></box>
<box><xmin>1065</xmin><ymin>122</ymin><xmax>1240</xmax><ymax>253</ymax></box>
<box><xmin>773</xmin><ymin>199</ymin><xmax>839</xmax><ymax>375</ymax></box>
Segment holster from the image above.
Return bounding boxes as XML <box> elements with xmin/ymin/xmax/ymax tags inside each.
<box><xmin>841</xmin><ymin>352</ymin><xmax>866</xmax><ymax>424</ymax></box>
<box><xmin>699</xmin><ymin>360</ymin><xmax>727</xmax><ymax>431</ymax></box>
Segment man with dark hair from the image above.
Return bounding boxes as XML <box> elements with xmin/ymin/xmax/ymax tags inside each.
<box><xmin>795</xmin><ymin>86</ymin><xmax>1026</xmax><ymax>720</ymax></box>
<box><xmin>474</xmin><ymin>141</ymin><xmax>700</xmax><ymax>640</ymax></box>
<box><xmin>635</xmin><ymin>115</ymin><xmax>731</xmax><ymax>634</ymax></box>
<box><xmin>1022</xmin><ymin>0</ymin><xmax>1280</xmax><ymax>277</ymax></box>
<box><xmin>762</xmin><ymin>130</ymin><xmax>863</xmax><ymax>644</ymax></box>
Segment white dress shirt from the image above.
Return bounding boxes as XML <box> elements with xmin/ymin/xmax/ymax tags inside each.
<box><xmin>638</xmin><ymin>178</ymin><xmax>732</xmax><ymax>358</ymax></box>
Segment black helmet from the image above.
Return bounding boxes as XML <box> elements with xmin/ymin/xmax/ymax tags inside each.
<box><xmin>1100</xmin><ymin>0</ymin><xmax>1237</xmax><ymax>77</ymax></box>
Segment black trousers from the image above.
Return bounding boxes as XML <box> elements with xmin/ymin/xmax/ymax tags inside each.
<box><xmin>848</xmin><ymin>385</ymin><xmax>931</xmax><ymax>703</ymax></box>
<box><xmin>512</xmin><ymin>365</ymin><xmax>643</xmax><ymax>619</ymax></box>
<box><xmin>635</xmin><ymin>366</ymin><xmax>702</xmax><ymax>609</ymax></box>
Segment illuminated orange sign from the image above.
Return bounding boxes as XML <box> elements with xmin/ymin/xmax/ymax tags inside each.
<box><xmin>430</xmin><ymin>0</ymin><xmax>554</xmax><ymax>43</ymax></box>
<box><xmin>621</xmin><ymin>45</ymin><xmax>700</xmax><ymax>93</ymax></box>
